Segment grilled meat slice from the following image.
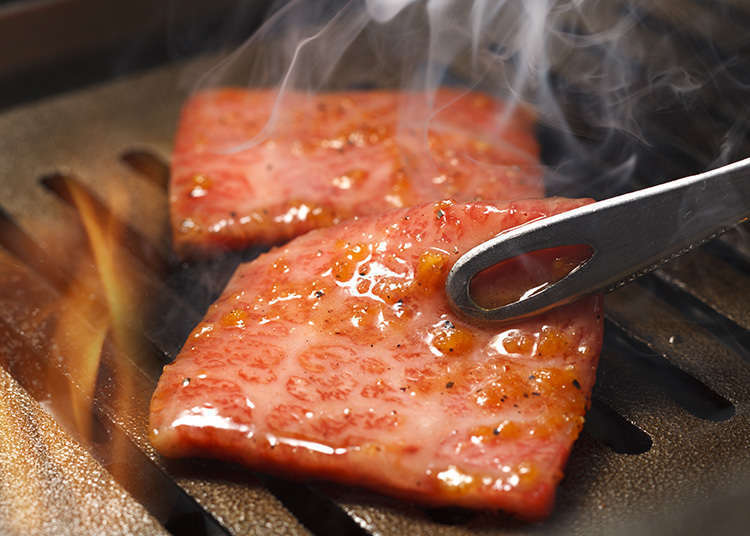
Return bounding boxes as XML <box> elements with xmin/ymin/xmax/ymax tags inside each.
<box><xmin>170</xmin><ymin>88</ymin><xmax>543</xmax><ymax>258</ymax></box>
<box><xmin>150</xmin><ymin>198</ymin><xmax>602</xmax><ymax>520</ymax></box>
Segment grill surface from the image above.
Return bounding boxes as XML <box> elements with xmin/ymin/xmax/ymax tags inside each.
<box><xmin>1</xmin><ymin>2</ymin><xmax>750</xmax><ymax>535</ymax></box>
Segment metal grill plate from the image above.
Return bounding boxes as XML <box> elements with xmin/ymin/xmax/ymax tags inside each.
<box><xmin>0</xmin><ymin>52</ymin><xmax>749</xmax><ymax>535</ymax></box>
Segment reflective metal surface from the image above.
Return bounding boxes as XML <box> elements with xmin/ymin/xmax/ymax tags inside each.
<box><xmin>446</xmin><ymin>158</ymin><xmax>750</xmax><ymax>323</ymax></box>
<box><xmin>1</xmin><ymin>1</ymin><xmax>750</xmax><ymax>534</ymax></box>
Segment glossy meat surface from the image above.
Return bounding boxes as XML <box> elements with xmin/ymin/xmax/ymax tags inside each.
<box><xmin>170</xmin><ymin>88</ymin><xmax>543</xmax><ymax>257</ymax></box>
<box><xmin>150</xmin><ymin>199</ymin><xmax>603</xmax><ymax>519</ymax></box>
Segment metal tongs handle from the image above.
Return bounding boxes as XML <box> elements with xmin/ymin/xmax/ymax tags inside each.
<box><xmin>446</xmin><ymin>157</ymin><xmax>750</xmax><ymax>323</ymax></box>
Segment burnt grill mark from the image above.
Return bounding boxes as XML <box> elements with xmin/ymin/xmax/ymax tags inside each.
<box><xmin>120</xmin><ymin>149</ymin><xmax>170</xmax><ymax>190</ymax></box>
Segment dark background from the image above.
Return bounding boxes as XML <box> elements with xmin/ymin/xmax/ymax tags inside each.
<box><xmin>0</xmin><ymin>0</ymin><xmax>272</xmax><ymax>111</ymax></box>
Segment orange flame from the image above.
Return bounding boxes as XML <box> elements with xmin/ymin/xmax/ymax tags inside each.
<box><xmin>50</xmin><ymin>178</ymin><xmax>148</xmax><ymax>481</ymax></box>
<box><xmin>52</xmin><ymin>273</ymin><xmax>108</xmax><ymax>442</ymax></box>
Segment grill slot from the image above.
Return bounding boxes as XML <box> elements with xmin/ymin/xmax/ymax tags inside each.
<box><xmin>0</xmin><ymin>206</ymin><xmax>70</xmax><ymax>291</ymax></box>
<box><xmin>0</xmin><ymin>254</ymin><xmax>230</xmax><ymax>535</ymax></box>
<box><xmin>120</xmin><ymin>149</ymin><xmax>171</xmax><ymax>189</ymax></box>
<box><xmin>581</xmin><ymin>398</ymin><xmax>653</xmax><ymax>454</ymax></box>
<box><xmin>638</xmin><ymin>274</ymin><xmax>750</xmax><ymax>362</ymax></box>
<box><xmin>713</xmin><ymin>225</ymin><xmax>750</xmax><ymax>266</ymax></box>
<box><xmin>654</xmin><ymin>254</ymin><xmax>750</xmax><ymax>333</ymax></box>
<box><xmin>0</xmin><ymin>221</ymin><xmax>311</xmax><ymax>535</ymax></box>
<box><xmin>0</xmin><ymin>364</ymin><xmax>170</xmax><ymax>535</ymax></box>
<box><xmin>39</xmin><ymin>171</ymin><xmax>173</xmax><ymax>274</ymax></box>
<box><xmin>0</xmin><ymin>63</ymin><xmax>748</xmax><ymax>535</ymax></box>
<box><xmin>1</xmin><ymin>1</ymin><xmax>750</xmax><ymax>534</ymax></box>
<box><xmin>35</xmin><ymin>171</ymin><xmax>190</xmax><ymax>359</ymax></box>
<box><xmin>604</xmin><ymin>321</ymin><xmax>735</xmax><ymax>422</ymax></box>
<box><xmin>606</xmin><ymin>285</ymin><xmax>749</xmax><ymax>404</ymax></box>
<box><xmin>1</xmin><ymin>58</ymin><xmax>749</xmax><ymax>536</ymax></box>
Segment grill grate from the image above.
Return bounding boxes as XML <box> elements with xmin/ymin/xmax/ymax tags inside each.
<box><xmin>1</xmin><ymin>3</ymin><xmax>750</xmax><ymax>535</ymax></box>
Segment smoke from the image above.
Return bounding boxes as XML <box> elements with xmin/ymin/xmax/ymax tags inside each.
<box><xmin>196</xmin><ymin>0</ymin><xmax>738</xmax><ymax>197</ymax></box>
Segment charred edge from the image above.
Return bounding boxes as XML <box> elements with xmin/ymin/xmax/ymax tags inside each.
<box><xmin>120</xmin><ymin>149</ymin><xmax>170</xmax><ymax>190</ymax></box>
<box><xmin>583</xmin><ymin>398</ymin><xmax>652</xmax><ymax>455</ymax></box>
<box><xmin>637</xmin><ymin>273</ymin><xmax>750</xmax><ymax>363</ymax></box>
<box><xmin>0</xmin><ymin>317</ymin><xmax>232</xmax><ymax>536</ymax></box>
<box><xmin>0</xmin><ymin>205</ymin><xmax>69</xmax><ymax>291</ymax></box>
<box><xmin>38</xmin><ymin>172</ymin><xmax>174</xmax><ymax>274</ymax></box>
<box><xmin>605</xmin><ymin>318</ymin><xmax>735</xmax><ymax>422</ymax></box>
<box><xmin>260</xmin><ymin>477</ymin><xmax>372</xmax><ymax>536</ymax></box>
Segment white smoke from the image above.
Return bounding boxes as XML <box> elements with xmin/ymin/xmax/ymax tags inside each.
<box><xmin>197</xmin><ymin>0</ymin><xmax>727</xmax><ymax>196</ymax></box>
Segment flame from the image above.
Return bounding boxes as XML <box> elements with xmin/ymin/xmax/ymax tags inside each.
<box><xmin>52</xmin><ymin>272</ymin><xmax>108</xmax><ymax>442</ymax></box>
<box><xmin>49</xmin><ymin>177</ymin><xmax>147</xmax><ymax>485</ymax></box>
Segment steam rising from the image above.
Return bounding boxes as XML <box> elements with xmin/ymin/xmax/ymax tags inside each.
<box><xmin>197</xmin><ymin>0</ymin><xmax>736</xmax><ymax>197</ymax></box>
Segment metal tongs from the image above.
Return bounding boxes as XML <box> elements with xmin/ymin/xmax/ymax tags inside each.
<box><xmin>446</xmin><ymin>158</ymin><xmax>750</xmax><ymax>323</ymax></box>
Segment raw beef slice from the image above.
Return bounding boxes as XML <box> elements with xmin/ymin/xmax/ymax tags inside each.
<box><xmin>170</xmin><ymin>88</ymin><xmax>543</xmax><ymax>257</ymax></box>
<box><xmin>150</xmin><ymin>198</ymin><xmax>603</xmax><ymax>520</ymax></box>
